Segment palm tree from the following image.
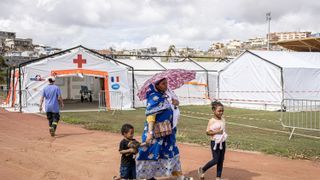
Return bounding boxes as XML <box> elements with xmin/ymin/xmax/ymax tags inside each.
<box><xmin>166</xmin><ymin>45</ymin><xmax>177</xmax><ymax>62</ymax></box>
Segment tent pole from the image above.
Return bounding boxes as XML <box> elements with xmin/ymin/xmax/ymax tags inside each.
<box><xmin>11</xmin><ymin>67</ymin><xmax>15</xmax><ymax>106</ymax></box>
<box><xmin>104</xmin><ymin>76</ymin><xmax>110</xmax><ymax>110</ymax></box>
<box><xmin>188</xmin><ymin>57</ymin><xmax>210</xmax><ymax>99</ymax></box>
<box><xmin>18</xmin><ymin>66</ymin><xmax>22</xmax><ymax>112</ymax></box>
<box><xmin>206</xmin><ymin>71</ymin><xmax>210</xmax><ymax>99</ymax></box>
<box><xmin>6</xmin><ymin>67</ymin><xmax>10</xmax><ymax>95</ymax></box>
<box><xmin>280</xmin><ymin>67</ymin><xmax>284</xmax><ymax>108</ymax></box>
<box><xmin>217</xmin><ymin>72</ymin><xmax>220</xmax><ymax>100</ymax></box>
<box><xmin>150</xmin><ymin>57</ymin><xmax>167</xmax><ymax>70</ymax></box>
<box><xmin>131</xmin><ymin>67</ymin><xmax>135</xmax><ymax>108</ymax></box>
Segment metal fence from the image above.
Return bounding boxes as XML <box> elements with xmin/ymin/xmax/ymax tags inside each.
<box><xmin>281</xmin><ymin>99</ymin><xmax>320</xmax><ymax>139</ymax></box>
<box><xmin>99</xmin><ymin>90</ymin><xmax>124</xmax><ymax>111</ymax></box>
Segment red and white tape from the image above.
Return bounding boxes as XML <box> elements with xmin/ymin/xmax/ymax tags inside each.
<box><xmin>210</xmin><ymin>90</ymin><xmax>320</xmax><ymax>93</ymax></box>
<box><xmin>181</xmin><ymin>110</ymin><xmax>276</xmax><ymax>122</ymax></box>
<box><xmin>178</xmin><ymin>96</ymin><xmax>279</xmax><ymax>103</ymax></box>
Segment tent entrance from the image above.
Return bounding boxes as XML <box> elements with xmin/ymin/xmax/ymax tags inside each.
<box><xmin>51</xmin><ymin>69</ymin><xmax>110</xmax><ymax>111</ymax></box>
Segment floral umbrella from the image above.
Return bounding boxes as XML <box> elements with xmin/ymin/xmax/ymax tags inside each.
<box><xmin>137</xmin><ymin>69</ymin><xmax>196</xmax><ymax>100</ymax></box>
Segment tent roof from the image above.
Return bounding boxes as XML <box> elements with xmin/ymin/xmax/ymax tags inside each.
<box><xmin>249</xmin><ymin>50</ymin><xmax>320</xmax><ymax>68</ymax></box>
<box><xmin>19</xmin><ymin>45</ymin><xmax>132</xmax><ymax>70</ymax></box>
<box><xmin>275</xmin><ymin>37</ymin><xmax>320</xmax><ymax>52</ymax></box>
<box><xmin>116</xmin><ymin>58</ymin><xmax>165</xmax><ymax>71</ymax></box>
<box><xmin>23</xmin><ymin>46</ymin><xmax>130</xmax><ymax>73</ymax></box>
<box><xmin>196</xmin><ymin>62</ymin><xmax>229</xmax><ymax>71</ymax></box>
<box><xmin>117</xmin><ymin>58</ymin><xmax>229</xmax><ymax>72</ymax></box>
<box><xmin>161</xmin><ymin>61</ymin><xmax>204</xmax><ymax>71</ymax></box>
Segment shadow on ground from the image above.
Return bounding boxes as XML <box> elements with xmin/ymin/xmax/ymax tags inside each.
<box><xmin>54</xmin><ymin>132</ymin><xmax>94</xmax><ymax>138</ymax></box>
<box><xmin>160</xmin><ymin>167</ymin><xmax>260</xmax><ymax>180</ymax></box>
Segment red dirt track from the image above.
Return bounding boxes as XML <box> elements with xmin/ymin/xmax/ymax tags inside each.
<box><xmin>0</xmin><ymin>109</ymin><xmax>319</xmax><ymax>180</ymax></box>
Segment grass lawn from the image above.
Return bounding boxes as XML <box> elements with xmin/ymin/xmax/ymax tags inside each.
<box><xmin>61</xmin><ymin>105</ymin><xmax>320</xmax><ymax>160</ymax></box>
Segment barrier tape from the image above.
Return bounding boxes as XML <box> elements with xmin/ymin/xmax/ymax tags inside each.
<box><xmin>180</xmin><ymin>114</ymin><xmax>320</xmax><ymax>140</ymax></box>
<box><xmin>178</xmin><ymin>96</ymin><xmax>280</xmax><ymax>103</ymax></box>
<box><xmin>181</xmin><ymin>110</ymin><xmax>277</xmax><ymax>122</ymax></box>
<box><xmin>205</xmin><ymin>90</ymin><xmax>320</xmax><ymax>93</ymax></box>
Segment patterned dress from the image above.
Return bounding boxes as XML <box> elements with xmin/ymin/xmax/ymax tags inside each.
<box><xmin>136</xmin><ymin>85</ymin><xmax>182</xmax><ymax>179</ymax></box>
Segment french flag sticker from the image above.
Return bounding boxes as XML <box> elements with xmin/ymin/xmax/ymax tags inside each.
<box><xmin>111</xmin><ymin>76</ymin><xmax>121</xmax><ymax>90</ymax></box>
<box><xmin>111</xmin><ymin>76</ymin><xmax>120</xmax><ymax>82</ymax></box>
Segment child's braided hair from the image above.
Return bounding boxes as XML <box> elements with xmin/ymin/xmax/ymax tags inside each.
<box><xmin>211</xmin><ymin>100</ymin><xmax>224</xmax><ymax>111</ymax></box>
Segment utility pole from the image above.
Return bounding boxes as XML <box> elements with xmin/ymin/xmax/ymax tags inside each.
<box><xmin>266</xmin><ymin>12</ymin><xmax>271</xmax><ymax>51</ymax></box>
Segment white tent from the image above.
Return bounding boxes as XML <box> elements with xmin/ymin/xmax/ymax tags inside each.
<box><xmin>161</xmin><ymin>60</ymin><xmax>210</xmax><ymax>105</ymax></box>
<box><xmin>4</xmin><ymin>46</ymin><xmax>132</xmax><ymax>112</ymax></box>
<box><xmin>218</xmin><ymin>50</ymin><xmax>320</xmax><ymax>110</ymax></box>
<box><xmin>196</xmin><ymin>61</ymin><xmax>229</xmax><ymax>100</ymax></box>
<box><xmin>116</xmin><ymin>58</ymin><xmax>166</xmax><ymax>107</ymax></box>
<box><xmin>116</xmin><ymin>58</ymin><xmax>228</xmax><ymax>106</ymax></box>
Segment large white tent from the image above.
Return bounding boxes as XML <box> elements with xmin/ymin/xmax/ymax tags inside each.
<box><xmin>218</xmin><ymin>50</ymin><xmax>320</xmax><ymax>110</ymax></box>
<box><xmin>4</xmin><ymin>46</ymin><xmax>133</xmax><ymax>112</ymax></box>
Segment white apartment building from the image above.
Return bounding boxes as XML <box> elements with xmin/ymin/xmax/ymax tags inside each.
<box><xmin>248</xmin><ymin>37</ymin><xmax>267</xmax><ymax>47</ymax></box>
<box><xmin>34</xmin><ymin>45</ymin><xmax>61</xmax><ymax>56</ymax></box>
<box><xmin>209</xmin><ymin>42</ymin><xmax>224</xmax><ymax>50</ymax></box>
<box><xmin>4</xmin><ymin>39</ymin><xmax>15</xmax><ymax>49</ymax></box>
<box><xmin>226</xmin><ymin>40</ymin><xmax>243</xmax><ymax>49</ymax></box>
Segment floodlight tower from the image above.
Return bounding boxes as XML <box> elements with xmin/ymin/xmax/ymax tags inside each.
<box><xmin>266</xmin><ymin>12</ymin><xmax>271</xmax><ymax>51</ymax></box>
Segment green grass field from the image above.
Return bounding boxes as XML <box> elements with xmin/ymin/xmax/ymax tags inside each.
<box><xmin>61</xmin><ymin>105</ymin><xmax>320</xmax><ymax>160</ymax></box>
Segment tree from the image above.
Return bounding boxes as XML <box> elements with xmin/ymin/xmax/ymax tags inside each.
<box><xmin>0</xmin><ymin>56</ymin><xmax>8</xmax><ymax>84</ymax></box>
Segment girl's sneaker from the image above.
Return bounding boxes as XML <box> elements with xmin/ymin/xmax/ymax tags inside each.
<box><xmin>215</xmin><ymin>178</ymin><xmax>224</xmax><ymax>180</ymax></box>
<box><xmin>177</xmin><ymin>176</ymin><xmax>193</xmax><ymax>180</ymax></box>
<box><xmin>198</xmin><ymin>167</ymin><xmax>204</xmax><ymax>179</ymax></box>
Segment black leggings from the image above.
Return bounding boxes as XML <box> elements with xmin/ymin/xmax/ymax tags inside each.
<box><xmin>202</xmin><ymin>141</ymin><xmax>226</xmax><ymax>178</ymax></box>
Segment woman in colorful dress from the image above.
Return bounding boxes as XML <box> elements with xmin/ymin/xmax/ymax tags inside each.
<box><xmin>136</xmin><ymin>78</ymin><xmax>191</xmax><ymax>180</ymax></box>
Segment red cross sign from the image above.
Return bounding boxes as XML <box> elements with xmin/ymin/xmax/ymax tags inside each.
<box><xmin>73</xmin><ymin>54</ymin><xmax>86</xmax><ymax>68</ymax></box>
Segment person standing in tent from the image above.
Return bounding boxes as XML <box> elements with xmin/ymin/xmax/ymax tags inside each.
<box><xmin>136</xmin><ymin>78</ymin><xmax>192</xmax><ymax>180</ymax></box>
<box><xmin>39</xmin><ymin>76</ymin><xmax>64</xmax><ymax>137</ymax></box>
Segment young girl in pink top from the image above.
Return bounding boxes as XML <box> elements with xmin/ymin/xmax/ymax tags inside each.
<box><xmin>198</xmin><ymin>101</ymin><xmax>227</xmax><ymax>180</ymax></box>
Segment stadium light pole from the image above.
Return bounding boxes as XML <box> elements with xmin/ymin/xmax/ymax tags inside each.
<box><xmin>266</xmin><ymin>12</ymin><xmax>271</xmax><ymax>51</ymax></box>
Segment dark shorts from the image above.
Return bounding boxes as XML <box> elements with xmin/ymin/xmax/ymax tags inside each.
<box><xmin>46</xmin><ymin>112</ymin><xmax>60</xmax><ymax>122</ymax></box>
<box><xmin>120</xmin><ymin>164</ymin><xmax>136</xmax><ymax>179</ymax></box>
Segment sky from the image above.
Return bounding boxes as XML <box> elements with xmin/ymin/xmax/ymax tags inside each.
<box><xmin>0</xmin><ymin>0</ymin><xmax>319</xmax><ymax>51</ymax></box>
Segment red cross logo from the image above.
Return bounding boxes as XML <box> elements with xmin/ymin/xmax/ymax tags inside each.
<box><xmin>73</xmin><ymin>54</ymin><xmax>86</xmax><ymax>68</ymax></box>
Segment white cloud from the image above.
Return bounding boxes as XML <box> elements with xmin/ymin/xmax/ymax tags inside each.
<box><xmin>0</xmin><ymin>0</ymin><xmax>319</xmax><ymax>51</ymax></box>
